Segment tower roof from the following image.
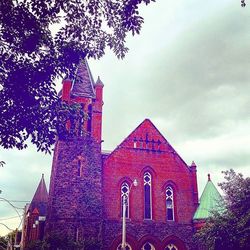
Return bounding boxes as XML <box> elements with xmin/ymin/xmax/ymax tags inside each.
<box><xmin>95</xmin><ymin>76</ymin><xmax>104</xmax><ymax>86</ymax></box>
<box><xmin>71</xmin><ymin>59</ymin><xmax>96</xmax><ymax>98</ymax></box>
<box><xmin>193</xmin><ymin>174</ymin><xmax>224</xmax><ymax>220</ymax></box>
<box><xmin>29</xmin><ymin>174</ymin><xmax>48</xmax><ymax>216</ymax></box>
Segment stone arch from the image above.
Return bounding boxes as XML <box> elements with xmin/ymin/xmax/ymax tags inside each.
<box><xmin>139</xmin><ymin>235</ymin><xmax>161</xmax><ymax>250</ymax></box>
<box><xmin>140</xmin><ymin>166</ymin><xmax>157</xmax><ymax>178</ymax></box>
<box><xmin>162</xmin><ymin>235</ymin><xmax>187</xmax><ymax>250</ymax></box>
<box><xmin>110</xmin><ymin>234</ymin><xmax>138</xmax><ymax>250</ymax></box>
<box><xmin>117</xmin><ymin>177</ymin><xmax>133</xmax><ymax>188</ymax></box>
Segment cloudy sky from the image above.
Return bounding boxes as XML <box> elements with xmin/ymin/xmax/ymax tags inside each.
<box><xmin>0</xmin><ymin>0</ymin><xmax>249</xmax><ymax>236</ymax></box>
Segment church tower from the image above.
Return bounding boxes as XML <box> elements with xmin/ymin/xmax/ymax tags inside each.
<box><xmin>46</xmin><ymin>60</ymin><xmax>104</xmax><ymax>244</ymax></box>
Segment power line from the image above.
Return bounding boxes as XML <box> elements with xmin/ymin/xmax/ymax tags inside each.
<box><xmin>0</xmin><ymin>200</ymin><xmax>29</xmax><ymax>203</ymax></box>
<box><xmin>0</xmin><ymin>215</ymin><xmax>20</xmax><ymax>221</ymax></box>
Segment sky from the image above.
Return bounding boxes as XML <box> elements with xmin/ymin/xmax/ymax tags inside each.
<box><xmin>0</xmin><ymin>0</ymin><xmax>250</xmax><ymax>236</ymax></box>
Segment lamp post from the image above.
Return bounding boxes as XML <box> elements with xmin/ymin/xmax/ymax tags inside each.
<box><xmin>121</xmin><ymin>179</ymin><xmax>138</xmax><ymax>250</ymax></box>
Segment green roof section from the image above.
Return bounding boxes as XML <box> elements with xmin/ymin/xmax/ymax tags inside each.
<box><xmin>193</xmin><ymin>174</ymin><xmax>224</xmax><ymax>220</ymax></box>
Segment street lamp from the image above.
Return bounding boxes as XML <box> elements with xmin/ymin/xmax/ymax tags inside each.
<box><xmin>121</xmin><ymin>179</ymin><xmax>138</xmax><ymax>250</ymax></box>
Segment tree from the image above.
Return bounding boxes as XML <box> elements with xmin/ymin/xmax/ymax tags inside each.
<box><xmin>241</xmin><ymin>0</ymin><xmax>246</xmax><ymax>7</ymax></box>
<box><xmin>0</xmin><ymin>0</ymin><xmax>155</xmax><ymax>153</ymax></box>
<box><xmin>0</xmin><ymin>235</ymin><xmax>8</xmax><ymax>250</ymax></box>
<box><xmin>195</xmin><ymin>169</ymin><xmax>250</xmax><ymax>250</ymax></box>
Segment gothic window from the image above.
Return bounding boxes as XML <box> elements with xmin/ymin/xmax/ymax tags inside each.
<box><xmin>144</xmin><ymin>172</ymin><xmax>152</xmax><ymax>219</ymax></box>
<box><xmin>117</xmin><ymin>244</ymin><xmax>132</xmax><ymax>250</ymax></box>
<box><xmin>141</xmin><ymin>242</ymin><xmax>155</xmax><ymax>250</ymax></box>
<box><xmin>164</xmin><ymin>243</ymin><xmax>178</xmax><ymax>250</ymax></box>
<box><xmin>166</xmin><ymin>186</ymin><xmax>174</xmax><ymax>221</ymax></box>
<box><xmin>87</xmin><ymin>104</ymin><xmax>92</xmax><ymax>133</ymax></box>
<box><xmin>121</xmin><ymin>182</ymin><xmax>129</xmax><ymax>218</ymax></box>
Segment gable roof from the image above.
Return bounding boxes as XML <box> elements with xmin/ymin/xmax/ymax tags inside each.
<box><xmin>29</xmin><ymin>174</ymin><xmax>48</xmax><ymax>216</ymax></box>
<box><xmin>71</xmin><ymin>59</ymin><xmax>96</xmax><ymax>98</ymax></box>
<box><xmin>105</xmin><ymin>119</ymin><xmax>189</xmax><ymax>168</ymax></box>
<box><xmin>193</xmin><ymin>174</ymin><xmax>224</xmax><ymax>220</ymax></box>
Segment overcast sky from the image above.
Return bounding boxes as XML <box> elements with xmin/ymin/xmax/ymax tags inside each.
<box><xmin>1</xmin><ymin>0</ymin><xmax>249</xmax><ymax>236</ymax></box>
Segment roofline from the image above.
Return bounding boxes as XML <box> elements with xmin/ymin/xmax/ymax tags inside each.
<box><xmin>104</xmin><ymin>118</ymin><xmax>191</xmax><ymax>170</ymax></box>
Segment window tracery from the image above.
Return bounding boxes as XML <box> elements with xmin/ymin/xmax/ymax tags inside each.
<box><xmin>121</xmin><ymin>182</ymin><xmax>129</xmax><ymax>218</ymax></box>
<box><xmin>166</xmin><ymin>186</ymin><xmax>174</xmax><ymax>221</ymax></box>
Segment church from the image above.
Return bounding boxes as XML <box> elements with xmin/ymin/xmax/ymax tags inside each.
<box><xmin>21</xmin><ymin>60</ymin><xmax>222</xmax><ymax>250</ymax></box>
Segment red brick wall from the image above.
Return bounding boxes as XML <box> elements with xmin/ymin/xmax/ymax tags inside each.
<box><xmin>103</xmin><ymin>119</ymin><xmax>198</xmax><ymax>224</ymax></box>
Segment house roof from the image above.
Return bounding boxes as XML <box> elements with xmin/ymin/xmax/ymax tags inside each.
<box><xmin>71</xmin><ymin>59</ymin><xmax>96</xmax><ymax>98</ymax></box>
<box><xmin>193</xmin><ymin>174</ymin><xmax>224</xmax><ymax>220</ymax></box>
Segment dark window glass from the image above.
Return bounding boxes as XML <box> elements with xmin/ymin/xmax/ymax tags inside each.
<box><xmin>144</xmin><ymin>242</ymin><xmax>152</xmax><ymax>250</ymax></box>
<box><xmin>144</xmin><ymin>184</ymin><xmax>151</xmax><ymax>219</ymax></box>
<box><xmin>144</xmin><ymin>172</ymin><xmax>152</xmax><ymax>219</ymax></box>
<box><xmin>77</xmin><ymin>160</ymin><xmax>81</xmax><ymax>176</ymax></box>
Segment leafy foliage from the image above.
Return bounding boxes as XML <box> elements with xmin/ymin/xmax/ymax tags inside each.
<box><xmin>0</xmin><ymin>235</ymin><xmax>8</xmax><ymax>250</ymax></box>
<box><xmin>0</xmin><ymin>0</ymin><xmax>155</xmax><ymax>153</ymax></box>
<box><xmin>0</xmin><ymin>161</ymin><xmax>5</xmax><ymax>167</ymax></box>
<box><xmin>241</xmin><ymin>0</ymin><xmax>246</xmax><ymax>7</ymax></box>
<box><xmin>195</xmin><ymin>170</ymin><xmax>250</xmax><ymax>250</ymax></box>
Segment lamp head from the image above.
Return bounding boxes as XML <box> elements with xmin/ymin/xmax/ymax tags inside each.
<box><xmin>133</xmin><ymin>179</ymin><xmax>138</xmax><ymax>187</ymax></box>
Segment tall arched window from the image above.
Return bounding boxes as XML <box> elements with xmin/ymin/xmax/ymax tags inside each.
<box><xmin>141</xmin><ymin>242</ymin><xmax>155</xmax><ymax>250</ymax></box>
<box><xmin>144</xmin><ymin>172</ymin><xmax>152</xmax><ymax>219</ymax></box>
<box><xmin>121</xmin><ymin>182</ymin><xmax>129</xmax><ymax>218</ymax></box>
<box><xmin>166</xmin><ymin>186</ymin><xmax>174</xmax><ymax>221</ymax></box>
<box><xmin>165</xmin><ymin>243</ymin><xmax>178</xmax><ymax>250</ymax></box>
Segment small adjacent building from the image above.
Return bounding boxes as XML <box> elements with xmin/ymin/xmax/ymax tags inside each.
<box><xmin>21</xmin><ymin>174</ymin><xmax>48</xmax><ymax>249</ymax></box>
<box><xmin>193</xmin><ymin>174</ymin><xmax>224</xmax><ymax>230</ymax></box>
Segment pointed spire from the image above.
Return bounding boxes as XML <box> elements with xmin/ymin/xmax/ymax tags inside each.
<box><xmin>95</xmin><ymin>76</ymin><xmax>104</xmax><ymax>86</ymax></box>
<box><xmin>208</xmin><ymin>173</ymin><xmax>211</xmax><ymax>181</ymax></box>
<box><xmin>31</xmin><ymin>174</ymin><xmax>48</xmax><ymax>204</ymax></box>
<box><xmin>29</xmin><ymin>174</ymin><xmax>48</xmax><ymax>216</ymax></box>
<box><xmin>191</xmin><ymin>161</ymin><xmax>196</xmax><ymax>167</ymax></box>
<box><xmin>71</xmin><ymin>59</ymin><xmax>96</xmax><ymax>98</ymax></box>
<box><xmin>193</xmin><ymin>175</ymin><xmax>224</xmax><ymax>220</ymax></box>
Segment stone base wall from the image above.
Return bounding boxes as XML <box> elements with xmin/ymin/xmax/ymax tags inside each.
<box><xmin>103</xmin><ymin>220</ymin><xmax>196</xmax><ymax>250</ymax></box>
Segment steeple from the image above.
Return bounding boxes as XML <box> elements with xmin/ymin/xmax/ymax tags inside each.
<box><xmin>71</xmin><ymin>59</ymin><xmax>96</xmax><ymax>98</ymax></box>
<box><xmin>193</xmin><ymin>174</ymin><xmax>224</xmax><ymax>220</ymax></box>
<box><xmin>30</xmin><ymin>174</ymin><xmax>48</xmax><ymax>216</ymax></box>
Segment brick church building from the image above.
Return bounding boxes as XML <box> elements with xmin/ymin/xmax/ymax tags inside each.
<box><xmin>21</xmin><ymin>60</ymin><xmax>222</xmax><ymax>250</ymax></box>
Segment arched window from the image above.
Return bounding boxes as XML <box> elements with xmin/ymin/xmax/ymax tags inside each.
<box><xmin>144</xmin><ymin>172</ymin><xmax>152</xmax><ymax>219</ymax></box>
<box><xmin>87</xmin><ymin>104</ymin><xmax>92</xmax><ymax>133</ymax></box>
<box><xmin>121</xmin><ymin>182</ymin><xmax>129</xmax><ymax>218</ymax></box>
<box><xmin>165</xmin><ymin>243</ymin><xmax>178</xmax><ymax>250</ymax></box>
<box><xmin>141</xmin><ymin>242</ymin><xmax>155</xmax><ymax>250</ymax></box>
<box><xmin>166</xmin><ymin>186</ymin><xmax>174</xmax><ymax>221</ymax></box>
<box><xmin>117</xmin><ymin>243</ymin><xmax>132</xmax><ymax>250</ymax></box>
